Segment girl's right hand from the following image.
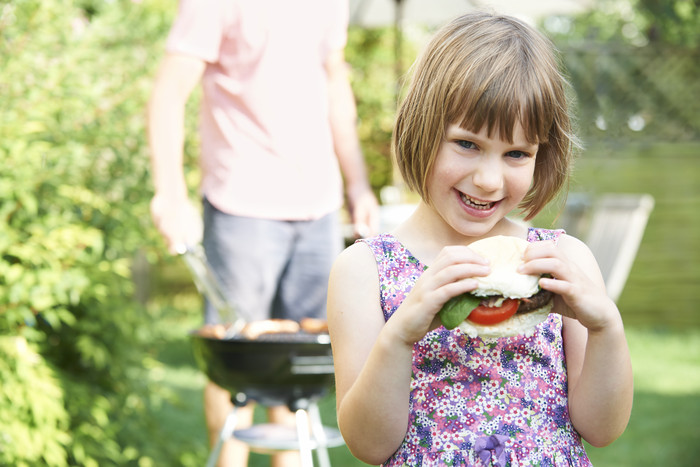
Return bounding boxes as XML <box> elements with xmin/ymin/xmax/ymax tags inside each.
<box><xmin>388</xmin><ymin>245</ymin><xmax>491</xmax><ymax>345</ymax></box>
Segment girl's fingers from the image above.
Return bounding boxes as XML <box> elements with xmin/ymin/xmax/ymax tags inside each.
<box><xmin>435</xmin><ymin>245</ymin><xmax>490</xmax><ymax>267</ymax></box>
<box><xmin>427</xmin><ymin>246</ymin><xmax>492</xmax><ymax>289</ymax></box>
<box><xmin>538</xmin><ymin>276</ymin><xmax>572</xmax><ymax>296</ymax></box>
<box><xmin>518</xmin><ymin>257</ymin><xmax>568</xmax><ymax>281</ymax></box>
<box><xmin>521</xmin><ymin>240</ymin><xmax>560</xmax><ymax>262</ymax></box>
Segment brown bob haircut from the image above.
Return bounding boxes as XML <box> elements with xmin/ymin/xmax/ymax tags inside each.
<box><xmin>393</xmin><ymin>12</ymin><xmax>578</xmax><ymax>220</ymax></box>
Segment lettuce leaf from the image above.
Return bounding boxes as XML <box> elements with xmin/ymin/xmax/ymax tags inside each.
<box><xmin>438</xmin><ymin>294</ymin><xmax>482</xmax><ymax>330</ymax></box>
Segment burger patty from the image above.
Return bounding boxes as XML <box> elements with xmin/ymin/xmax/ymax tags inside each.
<box><xmin>516</xmin><ymin>289</ymin><xmax>553</xmax><ymax>314</ymax></box>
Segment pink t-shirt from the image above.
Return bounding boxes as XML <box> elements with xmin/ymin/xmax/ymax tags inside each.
<box><xmin>166</xmin><ymin>0</ymin><xmax>348</xmax><ymax>220</ymax></box>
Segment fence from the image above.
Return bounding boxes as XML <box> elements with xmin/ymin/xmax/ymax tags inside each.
<box><xmin>561</xmin><ymin>44</ymin><xmax>700</xmax><ymax>141</ymax></box>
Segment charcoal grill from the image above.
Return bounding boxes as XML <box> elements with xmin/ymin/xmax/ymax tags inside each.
<box><xmin>189</xmin><ymin>331</ymin><xmax>335</xmax><ymax>407</ymax></box>
<box><xmin>190</xmin><ymin>331</ymin><xmax>343</xmax><ymax>467</ymax></box>
<box><xmin>181</xmin><ymin>245</ymin><xmax>343</xmax><ymax>466</ymax></box>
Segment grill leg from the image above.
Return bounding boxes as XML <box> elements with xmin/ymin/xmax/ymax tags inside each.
<box><xmin>295</xmin><ymin>408</ymin><xmax>314</xmax><ymax>467</ymax></box>
<box><xmin>207</xmin><ymin>406</ymin><xmax>238</xmax><ymax>467</ymax></box>
<box><xmin>308</xmin><ymin>402</ymin><xmax>331</xmax><ymax>467</ymax></box>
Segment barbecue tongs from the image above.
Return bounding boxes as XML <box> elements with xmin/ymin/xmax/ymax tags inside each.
<box><xmin>176</xmin><ymin>244</ymin><xmax>246</xmax><ymax>338</ymax></box>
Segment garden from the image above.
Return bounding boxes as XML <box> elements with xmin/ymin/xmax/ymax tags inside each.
<box><xmin>1</xmin><ymin>0</ymin><xmax>698</xmax><ymax>465</ymax></box>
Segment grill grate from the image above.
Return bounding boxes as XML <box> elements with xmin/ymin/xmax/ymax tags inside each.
<box><xmin>225</xmin><ymin>332</ymin><xmax>331</xmax><ymax>344</ymax></box>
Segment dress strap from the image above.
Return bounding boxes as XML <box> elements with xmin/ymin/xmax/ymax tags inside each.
<box><xmin>527</xmin><ymin>227</ymin><xmax>565</xmax><ymax>245</ymax></box>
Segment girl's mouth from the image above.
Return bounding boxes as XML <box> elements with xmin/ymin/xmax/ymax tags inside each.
<box><xmin>459</xmin><ymin>192</ymin><xmax>497</xmax><ymax>211</ymax></box>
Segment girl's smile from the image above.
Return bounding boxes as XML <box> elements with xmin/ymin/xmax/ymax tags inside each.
<box><xmin>457</xmin><ymin>192</ymin><xmax>500</xmax><ymax>218</ymax></box>
<box><xmin>427</xmin><ymin>122</ymin><xmax>538</xmax><ymax>236</ymax></box>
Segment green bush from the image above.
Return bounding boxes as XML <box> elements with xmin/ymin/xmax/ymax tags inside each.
<box><xmin>346</xmin><ymin>26</ymin><xmax>402</xmax><ymax>191</ymax></box>
<box><xmin>0</xmin><ymin>336</ymin><xmax>69</xmax><ymax>466</ymax></box>
<box><xmin>0</xmin><ymin>0</ymin><xmax>179</xmax><ymax>464</ymax></box>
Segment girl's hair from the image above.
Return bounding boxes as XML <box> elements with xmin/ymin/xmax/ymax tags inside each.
<box><xmin>393</xmin><ymin>12</ymin><xmax>578</xmax><ymax>220</ymax></box>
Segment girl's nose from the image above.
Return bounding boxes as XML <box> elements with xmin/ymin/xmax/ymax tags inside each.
<box><xmin>472</xmin><ymin>155</ymin><xmax>504</xmax><ymax>193</ymax></box>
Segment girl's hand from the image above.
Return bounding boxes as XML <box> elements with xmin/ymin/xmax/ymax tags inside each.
<box><xmin>519</xmin><ymin>237</ymin><xmax>618</xmax><ymax>332</ymax></box>
<box><xmin>389</xmin><ymin>246</ymin><xmax>491</xmax><ymax>345</ymax></box>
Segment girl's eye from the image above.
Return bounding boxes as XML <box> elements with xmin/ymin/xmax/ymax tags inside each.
<box><xmin>457</xmin><ymin>140</ymin><xmax>477</xmax><ymax>150</ymax></box>
<box><xmin>506</xmin><ymin>150</ymin><xmax>531</xmax><ymax>159</ymax></box>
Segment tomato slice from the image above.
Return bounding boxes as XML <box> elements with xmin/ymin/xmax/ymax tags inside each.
<box><xmin>467</xmin><ymin>298</ymin><xmax>520</xmax><ymax>325</ymax></box>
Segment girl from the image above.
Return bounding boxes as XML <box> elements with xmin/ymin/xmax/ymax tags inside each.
<box><xmin>327</xmin><ymin>12</ymin><xmax>633</xmax><ymax>466</ymax></box>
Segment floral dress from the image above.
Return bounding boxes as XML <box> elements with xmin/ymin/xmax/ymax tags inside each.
<box><xmin>359</xmin><ymin>228</ymin><xmax>592</xmax><ymax>466</ymax></box>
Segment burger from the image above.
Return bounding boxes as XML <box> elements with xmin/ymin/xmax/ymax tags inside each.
<box><xmin>438</xmin><ymin>235</ymin><xmax>554</xmax><ymax>338</ymax></box>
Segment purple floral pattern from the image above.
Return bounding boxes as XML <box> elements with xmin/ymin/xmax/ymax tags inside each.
<box><xmin>359</xmin><ymin>229</ymin><xmax>591</xmax><ymax>466</ymax></box>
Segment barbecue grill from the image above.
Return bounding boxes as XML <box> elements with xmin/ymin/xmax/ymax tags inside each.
<box><xmin>190</xmin><ymin>331</ymin><xmax>343</xmax><ymax>467</ymax></box>
<box><xmin>190</xmin><ymin>331</ymin><xmax>335</xmax><ymax>407</ymax></box>
<box><xmin>182</xmin><ymin>245</ymin><xmax>344</xmax><ymax>466</ymax></box>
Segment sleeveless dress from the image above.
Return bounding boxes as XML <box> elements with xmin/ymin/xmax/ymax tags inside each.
<box><xmin>360</xmin><ymin>228</ymin><xmax>592</xmax><ymax>466</ymax></box>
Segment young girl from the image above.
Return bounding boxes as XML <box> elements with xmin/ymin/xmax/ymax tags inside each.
<box><xmin>327</xmin><ymin>12</ymin><xmax>633</xmax><ymax>466</ymax></box>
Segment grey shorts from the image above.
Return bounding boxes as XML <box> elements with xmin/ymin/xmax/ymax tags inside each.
<box><xmin>201</xmin><ymin>197</ymin><xmax>343</xmax><ymax>325</ymax></box>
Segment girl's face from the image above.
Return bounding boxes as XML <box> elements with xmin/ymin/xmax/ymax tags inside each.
<box><xmin>426</xmin><ymin>122</ymin><xmax>538</xmax><ymax>238</ymax></box>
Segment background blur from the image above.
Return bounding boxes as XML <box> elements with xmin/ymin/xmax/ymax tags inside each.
<box><xmin>1</xmin><ymin>0</ymin><xmax>698</xmax><ymax>465</ymax></box>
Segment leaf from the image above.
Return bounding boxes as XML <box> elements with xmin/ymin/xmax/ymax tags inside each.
<box><xmin>438</xmin><ymin>294</ymin><xmax>481</xmax><ymax>330</ymax></box>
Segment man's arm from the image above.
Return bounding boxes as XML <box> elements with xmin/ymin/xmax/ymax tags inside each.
<box><xmin>147</xmin><ymin>53</ymin><xmax>206</xmax><ymax>252</ymax></box>
<box><xmin>325</xmin><ymin>49</ymin><xmax>379</xmax><ymax>237</ymax></box>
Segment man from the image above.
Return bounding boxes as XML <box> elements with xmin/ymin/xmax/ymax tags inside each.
<box><xmin>147</xmin><ymin>0</ymin><xmax>378</xmax><ymax>465</ymax></box>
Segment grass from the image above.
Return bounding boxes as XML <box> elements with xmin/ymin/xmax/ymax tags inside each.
<box><xmin>585</xmin><ymin>328</ymin><xmax>700</xmax><ymax>467</ymax></box>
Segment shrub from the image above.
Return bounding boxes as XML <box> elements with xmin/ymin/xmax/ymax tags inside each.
<box><xmin>0</xmin><ymin>0</ymin><xmax>177</xmax><ymax>464</ymax></box>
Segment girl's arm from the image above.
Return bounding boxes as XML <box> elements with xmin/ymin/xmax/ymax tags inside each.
<box><xmin>522</xmin><ymin>236</ymin><xmax>633</xmax><ymax>447</ymax></box>
<box><xmin>328</xmin><ymin>241</ymin><xmax>490</xmax><ymax>464</ymax></box>
<box><xmin>327</xmin><ymin>243</ymin><xmax>414</xmax><ymax>464</ymax></box>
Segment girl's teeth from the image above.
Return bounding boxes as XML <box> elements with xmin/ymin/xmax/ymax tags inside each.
<box><xmin>460</xmin><ymin>193</ymin><xmax>493</xmax><ymax>210</ymax></box>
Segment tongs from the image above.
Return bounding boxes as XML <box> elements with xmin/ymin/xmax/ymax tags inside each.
<box><xmin>176</xmin><ymin>244</ymin><xmax>246</xmax><ymax>338</ymax></box>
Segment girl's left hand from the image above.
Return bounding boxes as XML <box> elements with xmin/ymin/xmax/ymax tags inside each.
<box><xmin>518</xmin><ymin>237</ymin><xmax>618</xmax><ymax>332</ymax></box>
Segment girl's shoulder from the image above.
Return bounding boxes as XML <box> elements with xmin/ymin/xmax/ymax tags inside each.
<box><xmin>328</xmin><ymin>239</ymin><xmax>383</xmax><ymax>302</ymax></box>
<box><xmin>333</xmin><ymin>233</ymin><xmax>405</xmax><ymax>278</ymax></box>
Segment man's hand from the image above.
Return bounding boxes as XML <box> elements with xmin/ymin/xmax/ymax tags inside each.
<box><xmin>150</xmin><ymin>194</ymin><xmax>203</xmax><ymax>254</ymax></box>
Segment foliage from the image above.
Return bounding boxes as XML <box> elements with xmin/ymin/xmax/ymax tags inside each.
<box><xmin>346</xmin><ymin>26</ymin><xmax>405</xmax><ymax>192</ymax></box>
<box><xmin>0</xmin><ymin>337</ymin><xmax>69</xmax><ymax>466</ymax></box>
<box><xmin>0</xmin><ymin>0</ymin><xmax>179</xmax><ymax>464</ymax></box>
<box><xmin>542</xmin><ymin>0</ymin><xmax>700</xmax><ymax>141</ymax></box>
<box><xmin>543</xmin><ymin>0</ymin><xmax>700</xmax><ymax>48</ymax></box>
